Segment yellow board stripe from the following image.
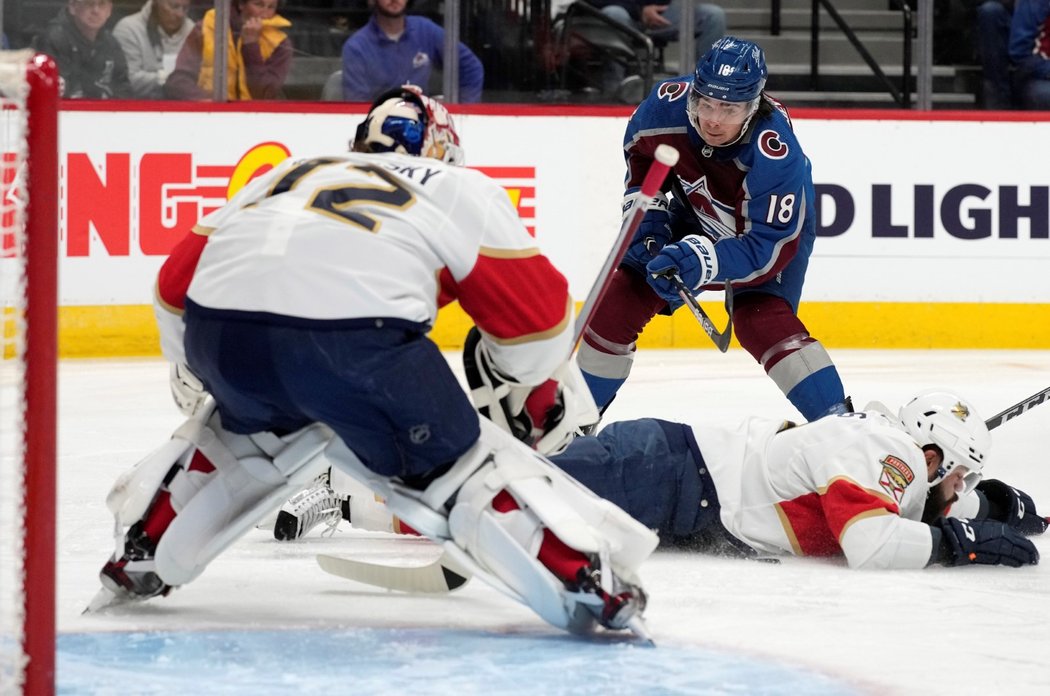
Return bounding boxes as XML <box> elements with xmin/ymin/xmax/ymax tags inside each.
<box><xmin>57</xmin><ymin>301</ymin><xmax>1050</xmax><ymax>358</ymax></box>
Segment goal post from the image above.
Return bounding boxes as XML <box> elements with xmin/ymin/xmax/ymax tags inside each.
<box><xmin>0</xmin><ymin>50</ymin><xmax>59</xmax><ymax>696</ymax></box>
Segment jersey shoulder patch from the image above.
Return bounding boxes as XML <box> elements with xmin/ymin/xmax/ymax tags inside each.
<box><xmin>756</xmin><ymin>129</ymin><xmax>790</xmax><ymax>160</ymax></box>
<box><xmin>878</xmin><ymin>454</ymin><xmax>916</xmax><ymax>504</ymax></box>
<box><xmin>656</xmin><ymin>80</ymin><xmax>690</xmax><ymax>102</ymax></box>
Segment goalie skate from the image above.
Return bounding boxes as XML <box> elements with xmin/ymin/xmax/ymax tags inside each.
<box><xmin>568</xmin><ymin>561</ymin><xmax>648</xmax><ymax>634</ymax></box>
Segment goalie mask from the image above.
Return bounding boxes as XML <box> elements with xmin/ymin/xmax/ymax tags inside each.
<box><xmin>352</xmin><ymin>85</ymin><xmax>464</xmax><ymax>165</ymax></box>
<box><xmin>898</xmin><ymin>390</ymin><xmax>990</xmax><ymax>495</ymax></box>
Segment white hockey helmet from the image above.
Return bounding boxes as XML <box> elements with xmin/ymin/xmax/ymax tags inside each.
<box><xmin>352</xmin><ymin>84</ymin><xmax>464</xmax><ymax>165</ymax></box>
<box><xmin>898</xmin><ymin>390</ymin><xmax>990</xmax><ymax>495</ymax></box>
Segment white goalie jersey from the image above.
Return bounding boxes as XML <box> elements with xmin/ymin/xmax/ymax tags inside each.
<box><xmin>158</xmin><ymin>152</ymin><xmax>573</xmax><ymax>386</ymax></box>
<box><xmin>694</xmin><ymin>410</ymin><xmax>939</xmax><ymax>569</ymax></box>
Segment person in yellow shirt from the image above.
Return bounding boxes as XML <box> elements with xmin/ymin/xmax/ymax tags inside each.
<box><xmin>165</xmin><ymin>0</ymin><xmax>292</xmax><ymax>100</ymax></box>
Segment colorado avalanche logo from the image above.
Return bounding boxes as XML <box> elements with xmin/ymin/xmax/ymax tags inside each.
<box><xmin>758</xmin><ymin>130</ymin><xmax>789</xmax><ymax>160</ymax></box>
<box><xmin>657</xmin><ymin>81</ymin><xmax>689</xmax><ymax>102</ymax></box>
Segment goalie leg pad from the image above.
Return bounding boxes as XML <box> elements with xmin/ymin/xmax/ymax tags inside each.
<box><xmin>466</xmin><ymin>420</ymin><xmax>658</xmax><ymax>574</ymax></box>
<box><xmin>153</xmin><ymin>422</ymin><xmax>332</xmax><ymax>586</ymax></box>
<box><xmin>104</xmin><ymin>401</ymin><xmax>218</xmax><ymax>528</ymax></box>
<box><xmin>324</xmin><ymin>422</ymin><xmax>656</xmax><ymax>634</ymax></box>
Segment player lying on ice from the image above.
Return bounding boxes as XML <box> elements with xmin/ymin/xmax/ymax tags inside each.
<box><xmin>305</xmin><ymin>389</ymin><xmax>1045</xmax><ymax>570</ymax></box>
<box><xmin>548</xmin><ymin>389</ymin><xmax>1045</xmax><ymax>568</ymax></box>
<box><xmin>94</xmin><ymin>85</ymin><xmax>658</xmax><ymax>638</ymax></box>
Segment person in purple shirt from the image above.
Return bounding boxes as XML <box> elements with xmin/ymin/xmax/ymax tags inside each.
<box><xmin>1009</xmin><ymin>0</ymin><xmax>1050</xmax><ymax>108</ymax></box>
<box><xmin>341</xmin><ymin>0</ymin><xmax>484</xmax><ymax>102</ymax></box>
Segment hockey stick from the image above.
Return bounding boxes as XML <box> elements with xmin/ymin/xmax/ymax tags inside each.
<box><xmin>317</xmin><ymin>550</ymin><xmax>470</xmax><ymax>593</ymax></box>
<box><xmin>985</xmin><ymin>386</ymin><xmax>1050</xmax><ymax>430</ymax></box>
<box><xmin>664</xmin><ymin>274</ymin><xmax>733</xmax><ymax>353</ymax></box>
<box><xmin>645</xmin><ymin>236</ymin><xmax>733</xmax><ymax>353</ymax></box>
<box><xmin>572</xmin><ymin>144</ymin><xmax>680</xmax><ymax>352</ymax></box>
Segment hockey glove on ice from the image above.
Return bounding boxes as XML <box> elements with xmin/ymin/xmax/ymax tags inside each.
<box><xmin>976</xmin><ymin>479</ymin><xmax>1049</xmax><ymax>536</ymax></box>
<box><xmin>931</xmin><ymin>517</ymin><xmax>1039</xmax><ymax>568</ymax></box>
<box><xmin>620</xmin><ymin>208</ymin><xmax>672</xmax><ymax>276</ymax></box>
<box><xmin>645</xmin><ymin>234</ymin><xmax>719</xmax><ymax>306</ymax></box>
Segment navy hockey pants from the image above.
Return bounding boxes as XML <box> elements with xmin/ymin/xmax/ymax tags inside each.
<box><xmin>184</xmin><ymin>304</ymin><xmax>479</xmax><ymax>479</ymax></box>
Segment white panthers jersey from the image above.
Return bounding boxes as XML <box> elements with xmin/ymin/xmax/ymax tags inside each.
<box><xmin>176</xmin><ymin>152</ymin><xmax>572</xmax><ymax>385</ymax></box>
<box><xmin>693</xmin><ymin>410</ymin><xmax>938</xmax><ymax>569</ymax></box>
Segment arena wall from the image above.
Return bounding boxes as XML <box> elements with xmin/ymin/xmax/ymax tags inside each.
<box><xmin>53</xmin><ymin>102</ymin><xmax>1050</xmax><ymax>356</ymax></box>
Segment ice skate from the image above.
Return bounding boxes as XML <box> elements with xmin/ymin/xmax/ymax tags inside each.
<box><xmin>567</xmin><ymin>560</ymin><xmax>651</xmax><ymax>642</ymax></box>
<box><xmin>88</xmin><ymin>522</ymin><xmax>172</xmax><ymax>612</ymax></box>
<box><xmin>273</xmin><ymin>470</ymin><xmax>350</xmax><ymax>541</ymax></box>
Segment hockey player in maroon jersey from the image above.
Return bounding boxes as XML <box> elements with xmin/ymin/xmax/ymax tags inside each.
<box><xmin>94</xmin><ymin>86</ymin><xmax>657</xmax><ymax>638</ymax></box>
<box><xmin>552</xmin><ymin>390</ymin><xmax>1044</xmax><ymax>568</ymax></box>
<box><xmin>578</xmin><ymin>37</ymin><xmax>849</xmax><ymax>423</ymax></box>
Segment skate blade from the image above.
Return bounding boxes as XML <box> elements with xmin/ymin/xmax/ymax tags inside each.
<box><xmin>626</xmin><ymin>615</ymin><xmax>656</xmax><ymax>646</ymax></box>
<box><xmin>82</xmin><ymin>585</ymin><xmax>148</xmax><ymax>614</ymax></box>
<box><xmin>83</xmin><ymin>587</ymin><xmax>124</xmax><ymax>614</ymax></box>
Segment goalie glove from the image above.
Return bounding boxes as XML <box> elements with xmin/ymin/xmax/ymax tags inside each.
<box><xmin>462</xmin><ymin>327</ymin><xmax>598</xmax><ymax>455</ymax></box>
<box><xmin>169</xmin><ymin>361</ymin><xmax>208</xmax><ymax>417</ymax></box>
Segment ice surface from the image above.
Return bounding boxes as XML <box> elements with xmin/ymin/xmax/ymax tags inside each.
<box><xmin>57</xmin><ymin>350</ymin><xmax>1050</xmax><ymax>695</ymax></box>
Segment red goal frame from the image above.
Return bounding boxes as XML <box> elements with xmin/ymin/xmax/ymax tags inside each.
<box><xmin>20</xmin><ymin>52</ymin><xmax>59</xmax><ymax>696</ymax></box>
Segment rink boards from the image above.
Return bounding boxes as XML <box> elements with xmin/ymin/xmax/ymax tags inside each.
<box><xmin>47</xmin><ymin>103</ymin><xmax>1050</xmax><ymax>356</ymax></box>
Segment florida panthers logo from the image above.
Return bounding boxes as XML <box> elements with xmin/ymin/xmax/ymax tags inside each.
<box><xmin>758</xmin><ymin>130</ymin><xmax>789</xmax><ymax>160</ymax></box>
<box><xmin>657</xmin><ymin>81</ymin><xmax>689</xmax><ymax>102</ymax></box>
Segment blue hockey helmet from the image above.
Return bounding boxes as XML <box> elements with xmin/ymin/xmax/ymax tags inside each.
<box><xmin>353</xmin><ymin>84</ymin><xmax>464</xmax><ymax>165</ymax></box>
<box><xmin>691</xmin><ymin>36</ymin><xmax>768</xmax><ymax>103</ymax></box>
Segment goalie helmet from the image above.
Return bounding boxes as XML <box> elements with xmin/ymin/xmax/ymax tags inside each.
<box><xmin>352</xmin><ymin>84</ymin><xmax>464</xmax><ymax>165</ymax></box>
<box><xmin>898</xmin><ymin>390</ymin><xmax>990</xmax><ymax>495</ymax></box>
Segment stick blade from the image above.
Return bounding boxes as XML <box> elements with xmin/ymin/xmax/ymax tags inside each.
<box><xmin>316</xmin><ymin>551</ymin><xmax>471</xmax><ymax>594</ymax></box>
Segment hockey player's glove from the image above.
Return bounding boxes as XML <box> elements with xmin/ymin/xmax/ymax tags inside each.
<box><xmin>931</xmin><ymin>517</ymin><xmax>1039</xmax><ymax>568</ymax></box>
<box><xmin>462</xmin><ymin>327</ymin><xmax>597</xmax><ymax>455</ymax></box>
<box><xmin>645</xmin><ymin>234</ymin><xmax>719</xmax><ymax>306</ymax></box>
<box><xmin>169</xmin><ymin>361</ymin><xmax>208</xmax><ymax>417</ymax></box>
<box><xmin>976</xmin><ymin>479</ymin><xmax>1049</xmax><ymax>536</ymax></box>
<box><xmin>621</xmin><ymin>208</ymin><xmax>672</xmax><ymax>276</ymax></box>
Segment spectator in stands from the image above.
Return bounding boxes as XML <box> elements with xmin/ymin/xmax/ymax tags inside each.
<box><xmin>165</xmin><ymin>0</ymin><xmax>292</xmax><ymax>100</ymax></box>
<box><xmin>975</xmin><ymin>0</ymin><xmax>1015</xmax><ymax>108</ymax></box>
<box><xmin>113</xmin><ymin>0</ymin><xmax>195</xmax><ymax>99</ymax></box>
<box><xmin>1009</xmin><ymin>0</ymin><xmax>1050</xmax><ymax>109</ymax></box>
<box><xmin>33</xmin><ymin>0</ymin><xmax>132</xmax><ymax>99</ymax></box>
<box><xmin>341</xmin><ymin>0</ymin><xmax>484</xmax><ymax>103</ymax></box>
<box><xmin>589</xmin><ymin>0</ymin><xmax>727</xmax><ymax>103</ymax></box>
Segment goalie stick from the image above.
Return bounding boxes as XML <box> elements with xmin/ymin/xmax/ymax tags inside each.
<box><xmin>985</xmin><ymin>386</ymin><xmax>1050</xmax><ymax>430</ymax></box>
<box><xmin>317</xmin><ymin>551</ymin><xmax>470</xmax><ymax>593</ymax></box>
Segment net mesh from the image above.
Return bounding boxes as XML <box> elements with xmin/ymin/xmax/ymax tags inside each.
<box><xmin>0</xmin><ymin>48</ymin><xmax>34</xmax><ymax>694</ymax></box>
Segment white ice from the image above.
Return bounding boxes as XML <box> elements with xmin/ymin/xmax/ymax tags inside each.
<box><xmin>57</xmin><ymin>350</ymin><xmax>1050</xmax><ymax>694</ymax></box>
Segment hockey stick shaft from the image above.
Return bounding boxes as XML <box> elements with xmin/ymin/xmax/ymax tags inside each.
<box><xmin>667</xmin><ymin>274</ymin><xmax>733</xmax><ymax>353</ymax></box>
<box><xmin>571</xmin><ymin>144</ymin><xmax>680</xmax><ymax>353</ymax></box>
<box><xmin>985</xmin><ymin>386</ymin><xmax>1050</xmax><ymax>430</ymax></box>
<box><xmin>645</xmin><ymin>236</ymin><xmax>733</xmax><ymax>353</ymax></box>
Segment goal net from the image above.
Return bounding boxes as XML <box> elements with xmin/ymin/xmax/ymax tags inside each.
<box><xmin>0</xmin><ymin>50</ymin><xmax>59</xmax><ymax>696</ymax></box>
